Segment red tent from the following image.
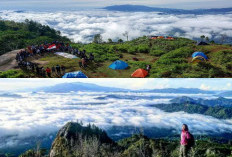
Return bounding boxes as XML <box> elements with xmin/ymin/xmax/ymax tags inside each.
<box><xmin>131</xmin><ymin>69</ymin><xmax>148</xmax><ymax>78</ymax></box>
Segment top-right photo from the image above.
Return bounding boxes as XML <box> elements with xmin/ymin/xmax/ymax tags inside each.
<box><xmin>0</xmin><ymin>0</ymin><xmax>231</xmax><ymax>78</ymax></box>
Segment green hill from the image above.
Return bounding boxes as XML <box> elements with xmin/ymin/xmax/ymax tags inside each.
<box><xmin>0</xmin><ymin>20</ymin><xmax>232</xmax><ymax>78</ymax></box>
<box><xmin>0</xmin><ymin>19</ymin><xmax>70</xmax><ymax>56</ymax></box>
<box><xmin>17</xmin><ymin>122</ymin><xmax>232</xmax><ymax>157</ymax></box>
<box><xmin>151</xmin><ymin>102</ymin><xmax>232</xmax><ymax>119</ymax></box>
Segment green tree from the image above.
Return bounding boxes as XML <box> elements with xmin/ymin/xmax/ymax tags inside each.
<box><xmin>93</xmin><ymin>34</ymin><xmax>103</xmax><ymax>44</ymax></box>
<box><xmin>200</xmin><ymin>35</ymin><xmax>205</xmax><ymax>41</ymax></box>
<box><xmin>118</xmin><ymin>39</ymin><xmax>123</xmax><ymax>43</ymax></box>
<box><xmin>108</xmin><ymin>38</ymin><xmax>113</xmax><ymax>43</ymax></box>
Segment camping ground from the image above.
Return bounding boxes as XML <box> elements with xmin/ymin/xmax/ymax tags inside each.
<box><xmin>0</xmin><ymin>36</ymin><xmax>232</xmax><ymax>78</ymax></box>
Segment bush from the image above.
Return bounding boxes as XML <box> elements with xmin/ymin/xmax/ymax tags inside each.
<box><xmin>150</xmin><ymin>49</ymin><xmax>166</xmax><ymax>56</ymax></box>
<box><xmin>137</xmin><ymin>44</ymin><xmax>149</xmax><ymax>53</ymax></box>
<box><xmin>0</xmin><ymin>70</ymin><xmax>25</xmax><ymax>78</ymax></box>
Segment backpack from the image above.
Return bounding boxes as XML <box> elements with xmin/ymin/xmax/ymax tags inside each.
<box><xmin>187</xmin><ymin>132</ymin><xmax>195</xmax><ymax>148</ymax></box>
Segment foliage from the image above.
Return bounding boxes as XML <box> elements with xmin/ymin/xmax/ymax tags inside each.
<box><xmin>153</xmin><ymin>103</ymin><xmax>232</xmax><ymax>119</ymax></box>
<box><xmin>0</xmin><ymin>20</ymin><xmax>70</xmax><ymax>55</ymax></box>
<box><xmin>0</xmin><ymin>70</ymin><xmax>25</xmax><ymax>78</ymax></box>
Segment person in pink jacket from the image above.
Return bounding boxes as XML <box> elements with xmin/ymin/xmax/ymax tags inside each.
<box><xmin>180</xmin><ymin>124</ymin><xmax>191</xmax><ymax>157</ymax></box>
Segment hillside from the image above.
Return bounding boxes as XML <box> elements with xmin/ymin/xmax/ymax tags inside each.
<box><xmin>171</xmin><ymin>96</ymin><xmax>232</xmax><ymax>107</ymax></box>
<box><xmin>0</xmin><ymin>20</ymin><xmax>70</xmax><ymax>56</ymax></box>
<box><xmin>16</xmin><ymin>122</ymin><xmax>232</xmax><ymax>157</ymax></box>
<box><xmin>151</xmin><ymin>102</ymin><xmax>232</xmax><ymax>119</ymax></box>
<box><xmin>0</xmin><ymin>20</ymin><xmax>232</xmax><ymax>78</ymax></box>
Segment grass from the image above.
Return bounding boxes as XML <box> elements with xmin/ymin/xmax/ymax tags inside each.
<box><xmin>1</xmin><ymin>37</ymin><xmax>232</xmax><ymax>78</ymax></box>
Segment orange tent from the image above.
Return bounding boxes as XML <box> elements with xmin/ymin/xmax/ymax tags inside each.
<box><xmin>131</xmin><ymin>69</ymin><xmax>148</xmax><ymax>78</ymax></box>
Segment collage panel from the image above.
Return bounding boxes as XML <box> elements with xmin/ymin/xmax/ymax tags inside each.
<box><xmin>0</xmin><ymin>79</ymin><xmax>232</xmax><ymax>157</ymax></box>
<box><xmin>1</xmin><ymin>0</ymin><xmax>232</xmax><ymax>157</ymax></box>
<box><xmin>0</xmin><ymin>1</ymin><xmax>232</xmax><ymax>78</ymax></box>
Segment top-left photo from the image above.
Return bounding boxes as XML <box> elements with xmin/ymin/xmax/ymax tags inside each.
<box><xmin>0</xmin><ymin>0</ymin><xmax>232</xmax><ymax>78</ymax></box>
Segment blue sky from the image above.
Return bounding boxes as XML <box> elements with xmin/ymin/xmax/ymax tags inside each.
<box><xmin>0</xmin><ymin>78</ymin><xmax>231</xmax><ymax>91</ymax></box>
<box><xmin>0</xmin><ymin>0</ymin><xmax>232</xmax><ymax>10</ymax></box>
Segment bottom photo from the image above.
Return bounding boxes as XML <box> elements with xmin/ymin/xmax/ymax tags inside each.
<box><xmin>0</xmin><ymin>78</ymin><xmax>232</xmax><ymax>157</ymax></box>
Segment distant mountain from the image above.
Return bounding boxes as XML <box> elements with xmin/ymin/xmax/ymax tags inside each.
<box><xmin>145</xmin><ymin>88</ymin><xmax>216</xmax><ymax>94</ymax></box>
<box><xmin>150</xmin><ymin>102</ymin><xmax>232</xmax><ymax>119</ymax></box>
<box><xmin>170</xmin><ymin>96</ymin><xmax>232</xmax><ymax>107</ymax></box>
<box><xmin>34</xmin><ymin>82</ymin><xmax>129</xmax><ymax>93</ymax></box>
<box><xmin>103</xmin><ymin>5</ymin><xmax>232</xmax><ymax>14</ymax></box>
<box><xmin>218</xmin><ymin>91</ymin><xmax>232</xmax><ymax>97</ymax></box>
<box><xmin>0</xmin><ymin>93</ymin><xmax>22</xmax><ymax>98</ymax></box>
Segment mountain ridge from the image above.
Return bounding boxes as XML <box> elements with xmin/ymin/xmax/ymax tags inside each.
<box><xmin>103</xmin><ymin>5</ymin><xmax>232</xmax><ymax>14</ymax></box>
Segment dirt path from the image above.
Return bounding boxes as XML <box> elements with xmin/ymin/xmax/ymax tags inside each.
<box><xmin>0</xmin><ymin>49</ymin><xmax>22</xmax><ymax>71</ymax></box>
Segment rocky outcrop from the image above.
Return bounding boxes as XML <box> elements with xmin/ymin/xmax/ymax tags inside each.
<box><xmin>49</xmin><ymin>122</ymin><xmax>114</xmax><ymax>157</ymax></box>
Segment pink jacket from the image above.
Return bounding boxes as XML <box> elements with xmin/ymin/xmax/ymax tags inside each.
<box><xmin>180</xmin><ymin>130</ymin><xmax>190</xmax><ymax>145</ymax></box>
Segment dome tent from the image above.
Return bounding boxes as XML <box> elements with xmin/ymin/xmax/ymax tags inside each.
<box><xmin>191</xmin><ymin>56</ymin><xmax>206</xmax><ymax>63</ymax></box>
<box><xmin>131</xmin><ymin>69</ymin><xmax>148</xmax><ymax>78</ymax></box>
<box><xmin>62</xmin><ymin>71</ymin><xmax>88</xmax><ymax>78</ymax></box>
<box><xmin>192</xmin><ymin>52</ymin><xmax>208</xmax><ymax>60</ymax></box>
<box><xmin>109</xmin><ymin>60</ymin><xmax>128</xmax><ymax>70</ymax></box>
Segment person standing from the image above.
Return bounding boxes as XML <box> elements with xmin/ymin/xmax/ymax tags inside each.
<box><xmin>56</xmin><ymin>65</ymin><xmax>61</xmax><ymax>75</ymax></box>
<box><xmin>180</xmin><ymin>124</ymin><xmax>194</xmax><ymax>157</ymax></box>
<box><xmin>61</xmin><ymin>65</ymin><xmax>66</xmax><ymax>75</ymax></box>
<box><xmin>46</xmin><ymin>67</ymin><xmax>51</xmax><ymax>78</ymax></box>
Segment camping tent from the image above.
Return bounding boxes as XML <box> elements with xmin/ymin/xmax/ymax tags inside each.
<box><xmin>109</xmin><ymin>60</ymin><xmax>128</xmax><ymax>70</ymax></box>
<box><xmin>191</xmin><ymin>56</ymin><xmax>206</xmax><ymax>63</ymax></box>
<box><xmin>196</xmin><ymin>41</ymin><xmax>209</xmax><ymax>46</ymax></box>
<box><xmin>55</xmin><ymin>52</ymin><xmax>78</xmax><ymax>59</ymax></box>
<box><xmin>192</xmin><ymin>52</ymin><xmax>208</xmax><ymax>60</ymax></box>
<box><xmin>62</xmin><ymin>71</ymin><xmax>88</xmax><ymax>78</ymax></box>
<box><xmin>131</xmin><ymin>69</ymin><xmax>148</xmax><ymax>78</ymax></box>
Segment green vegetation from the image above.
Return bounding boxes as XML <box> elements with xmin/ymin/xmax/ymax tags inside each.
<box><xmin>153</xmin><ymin>103</ymin><xmax>232</xmax><ymax>119</ymax></box>
<box><xmin>1</xmin><ymin>20</ymin><xmax>232</xmax><ymax>78</ymax></box>
<box><xmin>0</xmin><ymin>20</ymin><xmax>70</xmax><ymax>55</ymax></box>
<box><xmin>0</xmin><ymin>69</ymin><xmax>25</xmax><ymax>78</ymax></box>
<box><xmin>17</xmin><ymin>122</ymin><xmax>232</xmax><ymax>157</ymax></box>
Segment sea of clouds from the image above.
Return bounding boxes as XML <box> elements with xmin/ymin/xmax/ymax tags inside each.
<box><xmin>0</xmin><ymin>91</ymin><xmax>232</xmax><ymax>148</ymax></box>
<box><xmin>0</xmin><ymin>10</ymin><xmax>232</xmax><ymax>43</ymax></box>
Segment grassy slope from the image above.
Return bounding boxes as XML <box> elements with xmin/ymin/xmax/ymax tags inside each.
<box><xmin>1</xmin><ymin>36</ymin><xmax>232</xmax><ymax>78</ymax></box>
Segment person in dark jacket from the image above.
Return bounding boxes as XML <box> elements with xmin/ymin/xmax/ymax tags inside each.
<box><xmin>56</xmin><ymin>65</ymin><xmax>61</xmax><ymax>75</ymax></box>
<box><xmin>61</xmin><ymin>65</ymin><xmax>66</xmax><ymax>74</ymax></box>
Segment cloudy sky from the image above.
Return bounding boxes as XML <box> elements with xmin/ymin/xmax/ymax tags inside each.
<box><xmin>0</xmin><ymin>0</ymin><xmax>232</xmax><ymax>10</ymax></box>
<box><xmin>1</xmin><ymin>10</ymin><xmax>232</xmax><ymax>43</ymax></box>
<box><xmin>0</xmin><ymin>78</ymin><xmax>231</xmax><ymax>91</ymax></box>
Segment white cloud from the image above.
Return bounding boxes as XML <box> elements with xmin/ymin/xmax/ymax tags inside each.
<box><xmin>200</xmin><ymin>84</ymin><xmax>211</xmax><ymax>90</ymax></box>
<box><xmin>0</xmin><ymin>91</ymin><xmax>231</xmax><ymax>148</ymax></box>
<box><xmin>1</xmin><ymin>10</ymin><xmax>232</xmax><ymax>43</ymax></box>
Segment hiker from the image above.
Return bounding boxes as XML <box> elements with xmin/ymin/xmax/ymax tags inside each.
<box><xmin>89</xmin><ymin>53</ymin><xmax>94</xmax><ymax>62</ymax></box>
<box><xmin>41</xmin><ymin>67</ymin><xmax>46</xmax><ymax>77</ymax></box>
<box><xmin>46</xmin><ymin>67</ymin><xmax>51</xmax><ymax>77</ymax></box>
<box><xmin>180</xmin><ymin>124</ymin><xmax>194</xmax><ymax>157</ymax></box>
<box><xmin>51</xmin><ymin>66</ymin><xmax>56</xmax><ymax>74</ymax></box>
<box><xmin>56</xmin><ymin>65</ymin><xmax>61</xmax><ymax>75</ymax></box>
<box><xmin>146</xmin><ymin>65</ymin><xmax>151</xmax><ymax>73</ymax></box>
<box><xmin>61</xmin><ymin>65</ymin><xmax>66</xmax><ymax>74</ymax></box>
<box><xmin>81</xmin><ymin>58</ymin><xmax>86</xmax><ymax>68</ymax></box>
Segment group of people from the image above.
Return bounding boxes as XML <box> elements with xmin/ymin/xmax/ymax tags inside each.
<box><xmin>15</xmin><ymin>40</ymin><xmax>95</xmax><ymax>77</ymax></box>
<box><xmin>35</xmin><ymin>65</ymin><xmax>66</xmax><ymax>77</ymax></box>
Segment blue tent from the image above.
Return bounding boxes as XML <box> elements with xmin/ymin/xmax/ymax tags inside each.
<box><xmin>62</xmin><ymin>71</ymin><xmax>88</xmax><ymax>78</ymax></box>
<box><xmin>192</xmin><ymin>52</ymin><xmax>208</xmax><ymax>60</ymax></box>
<box><xmin>109</xmin><ymin>60</ymin><xmax>128</xmax><ymax>70</ymax></box>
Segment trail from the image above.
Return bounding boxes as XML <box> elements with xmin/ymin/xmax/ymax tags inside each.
<box><xmin>0</xmin><ymin>50</ymin><xmax>21</xmax><ymax>71</ymax></box>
